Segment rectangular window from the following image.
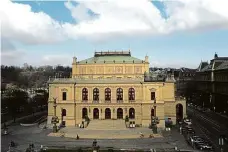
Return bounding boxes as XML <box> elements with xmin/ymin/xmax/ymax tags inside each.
<box><xmin>62</xmin><ymin>92</ymin><xmax>67</xmax><ymax>100</ymax></box>
<box><xmin>151</xmin><ymin>92</ymin><xmax>155</xmax><ymax>100</ymax></box>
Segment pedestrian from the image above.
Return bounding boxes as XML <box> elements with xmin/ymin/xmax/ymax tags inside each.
<box><xmin>92</xmin><ymin>139</ymin><xmax>97</xmax><ymax>147</ymax></box>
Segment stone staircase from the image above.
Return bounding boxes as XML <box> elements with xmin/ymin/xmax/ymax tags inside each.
<box><xmin>86</xmin><ymin>120</ymin><xmax>126</xmax><ymax>130</ymax></box>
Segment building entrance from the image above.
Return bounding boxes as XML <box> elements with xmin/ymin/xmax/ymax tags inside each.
<box><xmin>93</xmin><ymin>108</ymin><xmax>99</xmax><ymax>119</ymax></box>
<box><xmin>105</xmin><ymin>108</ymin><xmax>111</xmax><ymax>119</ymax></box>
<box><xmin>117</xmin><ymin>108</ymin><xmax>123</xmax><ymax>119</ymax></box>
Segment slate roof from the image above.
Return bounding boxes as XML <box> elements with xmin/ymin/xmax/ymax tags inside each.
<box><xmin>197</xmin><ymin>62</ymin><xmax>209</xmax><ymax>72</ymax></box>
<box><xmin>215</xmin><ymin>61</ymin><xmax>228</xmax><ymax>70</ymax></box>
<box><xmin>78</xmin><ymin>51</ymin><xmax>144</xmax><ymax>64</ymax></box>
<box><xmin>201</xmin><ymin>64</ymin><xmax>212</xmax><ymax>72</ymax></box>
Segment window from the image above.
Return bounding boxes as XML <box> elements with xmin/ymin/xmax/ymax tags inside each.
<box><xmin>62</xmin><ymin>109</ymin><xmax>66</xmax><ymax>116</ymax></box>
<box><xmin>151</xmin><ymin>92</ymin><xmax>155</xmax><ymax>100</ymax></box>
<box><xmin>82</xmin><ymin>108</ymin><xmax>88</xmax><ymax>119</ymax></box>
<box><xmin>93</xmin><ymin>88</ymin><xmax>99</xmax><ymax>101</ymax></box>
<box><xmin>117</xmin><ymin>88</ymin><xmax>123</xmax><ymax>101</ymax></box>
<box><xmin>129</xmin><ymin>108</ymin><xmax>135</xmax><ymax>119</ymax></box>
<box><xmin>105</xmin><ymin>88</ymin><xmax>111</xmax><ymax>101</ymax></box>
<box><xmin>62</xmin><ymin>92</ymin><xmax>67</xmax><ymax>100</ymax></box>
<box><xmin>82</xmin><ymin>88</ymin><xmax>88</xmax><ymax>101</ymax></box>
<box><xmin>128</xmin><ymin>88</ymin><xmax>135</xmax><ymax>100</ymax></box>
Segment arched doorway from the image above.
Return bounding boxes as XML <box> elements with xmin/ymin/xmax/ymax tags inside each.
<box><xmin>129</xmin><ymin>108</ymin><xmax>135</xmax><ymax>119</ymax></box>
<box><xmin>82</xmin><ymin>108</ymin><xmax>87</xmax><ymax>119</ymax></box>
<box><xmin>105</xmin><ymin>108</ymin><xmax>111</xmax><ymax>119</ymax></box>
<box><xmin>176</xmin><ymin>104</ymin><xmax>183</xmax><ymax>123</ymax></box>
<box><xmin>62</xmin><ymin>109</ymin><xmax>66</xmax><ymax>116</ymax></box>
<box><xmin>151</xmin><ymin>108</ymin><xmax>155</xmax><ymax>117</ymax></box>
<box><xmin>93</xmin><ymin>108</ymin><xmax>99</xmax><ymax>119</ymax></box>
<box><xmin>61</xmin><ymin>109</ymin><xmax>66</xmax><ymax>126</ymax></box>
<box><xmin>117</xmin><ymin>108</ymin><xmax>123</xmax><ymax>119</ymax></box>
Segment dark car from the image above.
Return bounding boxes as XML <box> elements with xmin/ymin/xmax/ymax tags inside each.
<box><xmin>183</xmin><ymin>126</ymin><xmax>195</xmax><ymax>135</ymax></box>
<box><xmin>195</xmin><ymin>141</ymin><xmax>213</xmax><ymax>151</ymax></box>
<box><xmin>190</xmin><ymin>136</ymin><xmax>205</xmax><ymax>147</ymax></box>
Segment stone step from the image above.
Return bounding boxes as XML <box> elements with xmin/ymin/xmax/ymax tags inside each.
<box><xmin>86</xmin><ymin>120</ymin><xmax>126</xmax><ymax>130</ymax></box>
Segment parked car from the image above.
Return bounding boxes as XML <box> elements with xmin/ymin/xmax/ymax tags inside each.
<box><xmin>181</xmin><ymin>126</ymin><xmax>195</xmax><ymax>135</ymax></box>
<box><xmin>189</xmin><ymin>136</ymin><xmax>205</xmax><ymax>147</ymax></box>
<box><xmin>195</xmin><ymin>141</ymin><xmax>213</xmax><ymax>151</ymax></box>
<box><xmin>188</xmin><ymin>135</ymin><xmax>201</xmax><ymax>144</ymax></box>
<box><xmin>184</xmin><ymin>118</ymin><xmax>192</xmax><ymax>125</ymax></box>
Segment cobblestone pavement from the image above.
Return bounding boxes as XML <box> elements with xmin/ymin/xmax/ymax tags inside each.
<box><xmin>1</xmin><ymin>124</ymin><xmax>193</xmax><ymax>152</ymax></box>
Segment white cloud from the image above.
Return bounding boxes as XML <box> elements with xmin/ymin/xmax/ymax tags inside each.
<box><xmin>1</xmin><ymin>0</ymin><xmax>228</xmax><ymax>43</ymax></box>
<box><xmin>41</xmin><ymin>55</ymin><xmax>72</xmax><ymax>66</ymax></box>
<box><xmin>63</xmin><ymin>0</ymin><xmax>228</xmax><ymax>40</ymax></box>
<box><xmin>0</xmin><ymin>0</ymin><xmax>65</xmax><ymax>45</ymax></box>
<box><xmin>1</xmin><ymin>37</ymin><xmax>26</xmax><ymax>65</ymax></box>
<box><xmin>1</xmin><ymin>49</ymin><xmax>26</xmax><ymax>66</ymax></box>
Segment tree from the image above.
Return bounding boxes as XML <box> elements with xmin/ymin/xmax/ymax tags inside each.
<box><xmin>33</xmin><ymin>90</ymin><xmax>48</xmax><ymax>106</ymax></box>
<box><xmin>3</xmin><ymin>89</ymin><xmax>28</xmax><ymax>122</ymax></box>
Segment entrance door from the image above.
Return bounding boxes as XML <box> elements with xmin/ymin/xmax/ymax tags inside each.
<box><xmin>105</xmin><ymin>108</ymin><xmax>111</xmax><ymax>119</ymax></box>
<box><xmin>117</xmin><ymin>108</ymin><xmax>123</xmax><ymax>119</ymax></box>
<box><xmin>93</xmin><ymin>108</ymin><xmax>99</xmax><ymax>119</ymax></box>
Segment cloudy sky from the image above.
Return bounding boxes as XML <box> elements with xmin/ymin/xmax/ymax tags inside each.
<box><xmin>1</xmin><ymin>0</ymin><xmax>228</xmax><ymax>68</ymax></box>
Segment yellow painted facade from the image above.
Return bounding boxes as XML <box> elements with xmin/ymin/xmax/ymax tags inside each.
<box><xmin>47</xmin><ymin>51</ymin><xmax>186</xmax><ymax>128</ymax></box>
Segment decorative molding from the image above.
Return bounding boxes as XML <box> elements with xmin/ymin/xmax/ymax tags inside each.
<box><xmin>149</xmin><ymin>88</ymin><xmax>156</xmax><ymax>92</ymax></box>
<box><xmin>116</xmin><ymin>66</ymin><xmax>123</xmax><ymax>73</ymax></box>
<box><xmin>125</xmin><ymin>66</ymin><xmax>133</xmax><ymax>74</ymax></box>
<box><xmin>107</xmin><ymin>66</ymin><xmax>113</xmax><ymax>73</ymax></box>
<box><xmin>61</xmin><ymin>88</ymin><xmax>68</xmax><ymax>91</ymax></box>
<box><xmin>135</xmin><ymin>66</ymin><xmax>142</xmax><ymax>74</ymax></box>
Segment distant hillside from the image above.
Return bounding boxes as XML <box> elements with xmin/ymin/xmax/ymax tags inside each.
<box><xmin>1</xmin><ymin>65</ymin><xmax>72</xmax><ymax>89</ymax></box>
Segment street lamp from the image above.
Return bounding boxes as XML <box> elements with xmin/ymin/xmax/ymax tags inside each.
<box><xmin>51</xmin><ymin>97</ymin><xmax>59</xmax><ymax>133</ymax></box>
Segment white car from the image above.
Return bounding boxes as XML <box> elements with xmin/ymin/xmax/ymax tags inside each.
<box><xmin>184</xmin><ymin>119</ymin><xmax>192</xmax><ymax>125</ymax></box>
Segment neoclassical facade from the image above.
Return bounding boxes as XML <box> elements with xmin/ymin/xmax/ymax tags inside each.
<box><xmin>47</xmin><ymin>51</ymin><xmax>186</xmax><ymax>128</ymax></box>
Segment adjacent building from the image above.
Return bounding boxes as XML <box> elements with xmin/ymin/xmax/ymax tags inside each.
<box><xmin>194</xmin><ymin>53</ymin><xmax>228</xmax><ymax>113</ymax></box>
<box><xmin>47</xmin><ymin>51</ymin><xmax>186</xmax><ymax>128</ymax></box>
<box><xmin>176</xmin><ymin>68</ymin><xmax>196</xmax><ymax>100</ymax></box>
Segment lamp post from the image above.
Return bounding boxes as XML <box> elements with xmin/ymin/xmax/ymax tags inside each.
<box><xmin>51</xmin><ymin>97</ymin><xmax>59</xmax><ymax>133</ymax></box>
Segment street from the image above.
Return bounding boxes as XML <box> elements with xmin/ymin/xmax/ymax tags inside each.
<box><xmin>187</xmin><ymin>106</ymin><xmax>228</xmax><ymax>152</ymax></box>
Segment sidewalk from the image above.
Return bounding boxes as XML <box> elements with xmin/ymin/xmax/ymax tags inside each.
<box><xmin>1</xmin><ymin>111</ymin><xmax>47</xmax><ymax>127</ymax></box>
<box><xmin>162</xmin><ymin>127</ymin><xmax>193</xmax><ymax>150</ymax></box>
<box><xmin>215</xmin><ymin>112</ymin><xmax>228</xmax><ymax>119</ymax></box>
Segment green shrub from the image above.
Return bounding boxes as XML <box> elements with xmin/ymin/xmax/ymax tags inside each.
<box><xmin>125</xmin><ymin>115</ymin><xmax>129</xmax><ymax>122</ymax></box>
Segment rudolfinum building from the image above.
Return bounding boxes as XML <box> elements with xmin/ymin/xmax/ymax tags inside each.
<box><xmin>47</xmin><ymin>51</ymin><xmax>186</xmax><ymax>128</ymax></box>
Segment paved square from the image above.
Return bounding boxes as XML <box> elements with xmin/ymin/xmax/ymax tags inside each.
<box><xmin>1</xmin><ymin>123</ymin><xmax>193</xmax><ymax>152</ymax></box>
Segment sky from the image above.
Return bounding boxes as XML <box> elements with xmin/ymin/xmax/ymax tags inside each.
<box><xmin>1</xmin><ymin>0</ymin><xmax>228</xmax><ymax>68</ymax></box>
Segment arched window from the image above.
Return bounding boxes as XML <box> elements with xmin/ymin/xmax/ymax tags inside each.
<box><xmin>82</xmin><ymin>108</ymin><xmax>87</xmax><ymax>119</ymax></box>
<box><xmin>62</xmin><ymin>109</ymin><xmax>66</xmax><ymax>116</ymax></box>
<box><xmin>129</xmin><ymin>108</ymin><xmax>135</xmax><ymax>119</ymax></box>
<box><xmin>128</xmin><ymin>88</ymin><xmax>135</xmax><ymax>100</ymax></box>
<box><xmin>105</xmin><ymin>88</ymin><xmax>111</xmax><ymax>101</ymax></box>
<box><xmin>82</xmin><ymin>88</ymin><xmax>88</xmax><ymax>101</ymax></box>
<box><xmin>93</xmin><ymin>88</ymin><xmax>99</xmax><ymax>101</ymax></box>
<box><xmin>117</xmin><ymin>88</ymin><xmax>123</xmax><ymax>101</ymax></box>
